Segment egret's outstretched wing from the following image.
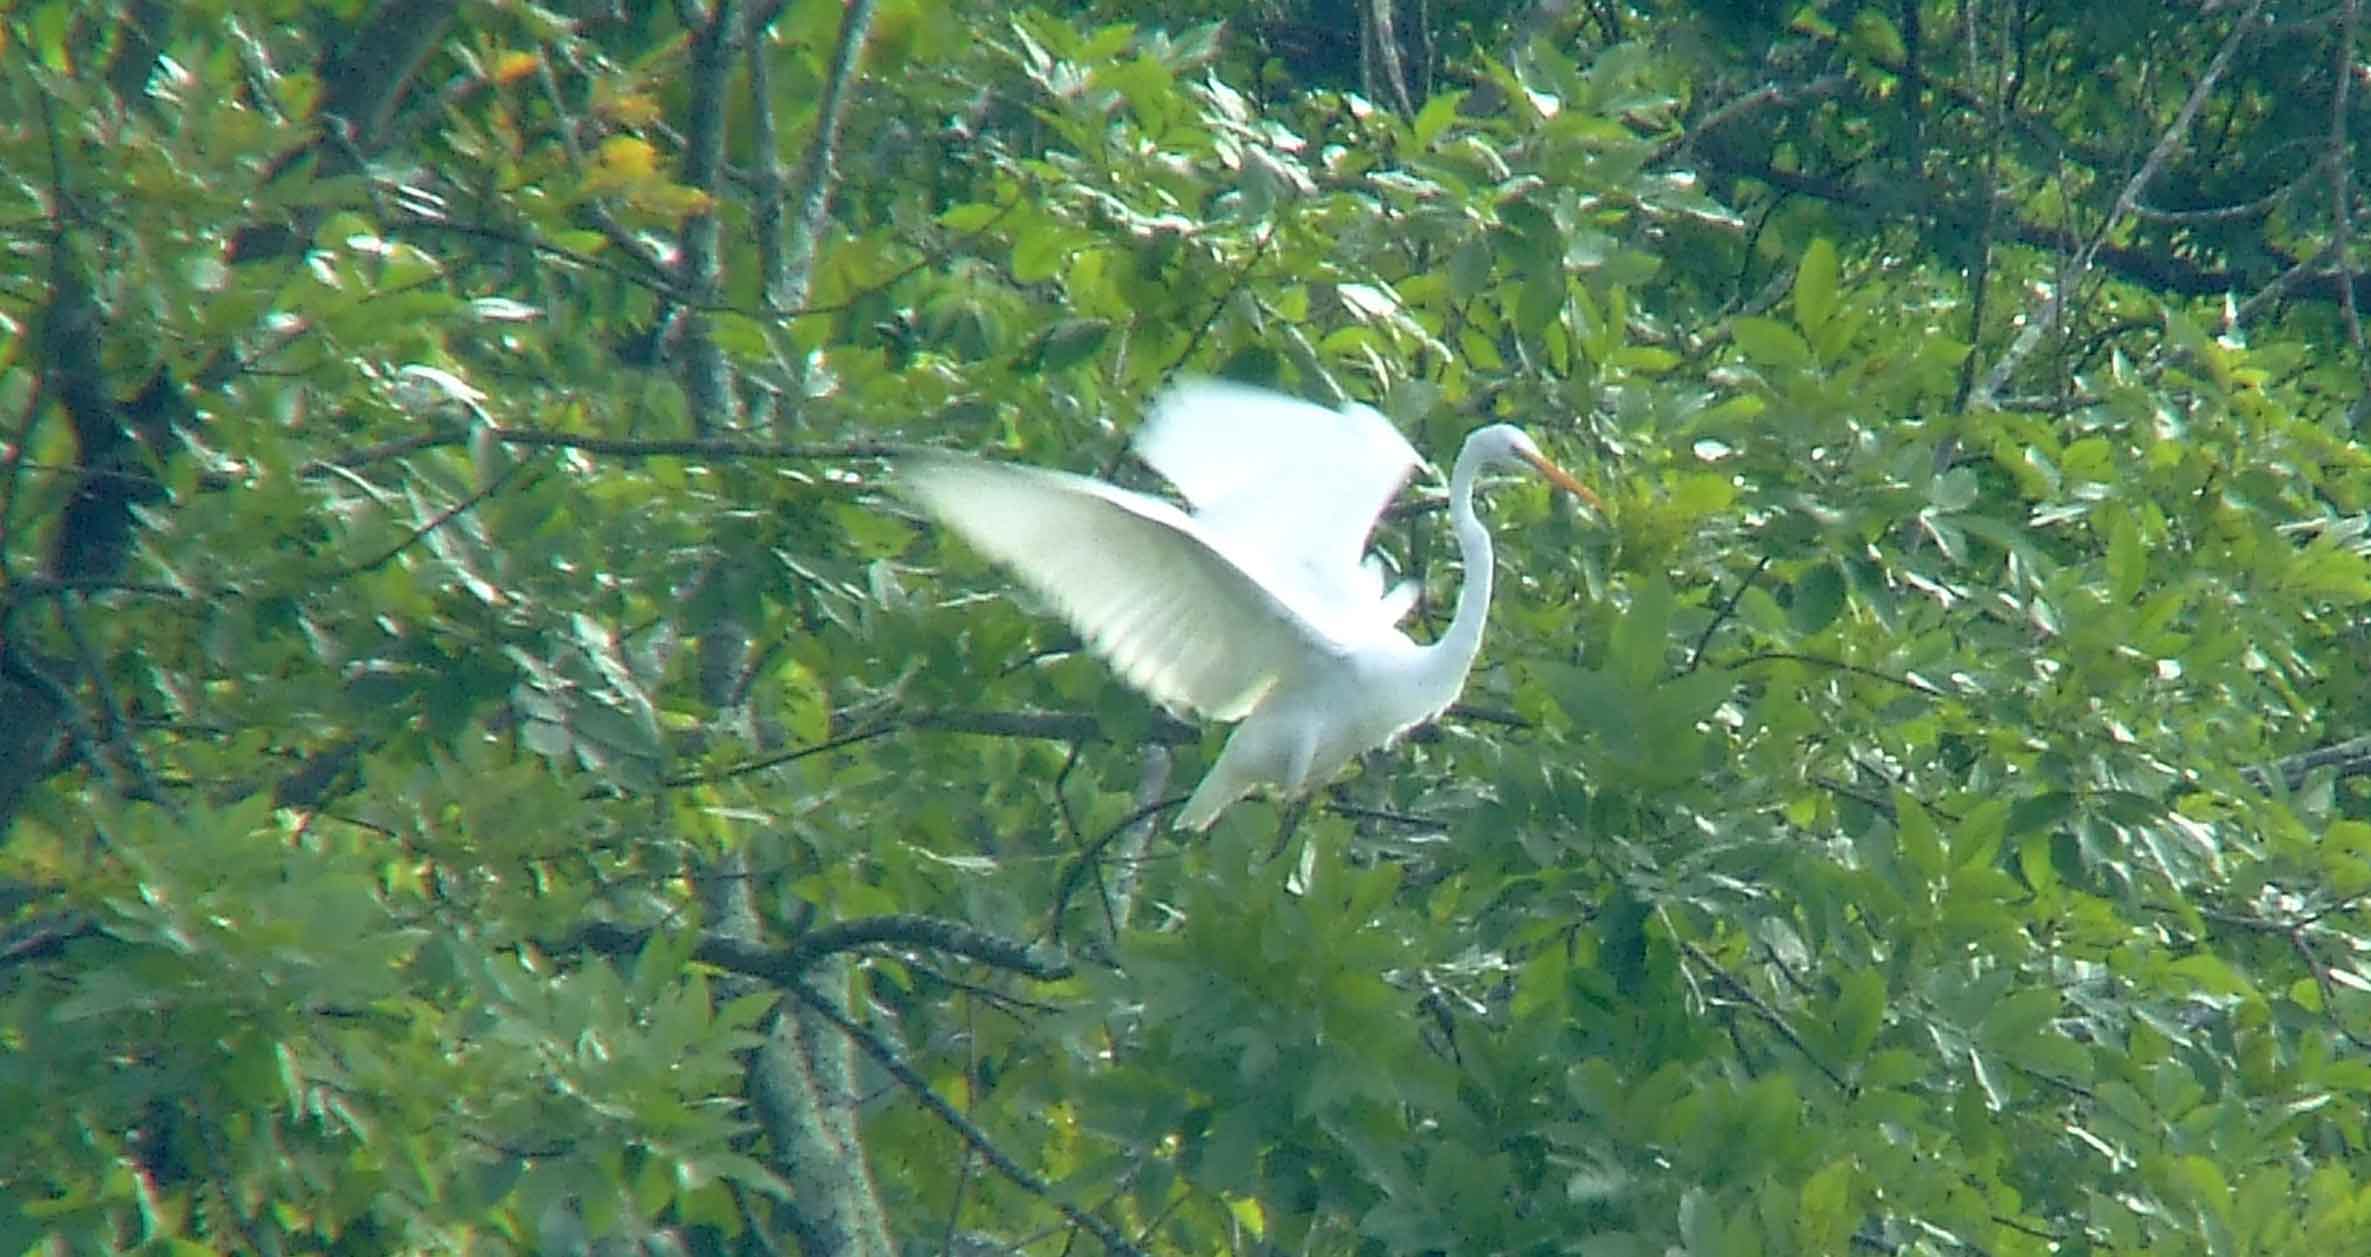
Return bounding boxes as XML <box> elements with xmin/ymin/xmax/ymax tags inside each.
<box><xmin>896</xmin><ymin>452</ymin><xmax>1344</xmax><ymax>722</ymax></box>
<box><xmin>1135</xmin><ymin>380</ymin><xmax>1419</xmax><ymax>618</ymax></box>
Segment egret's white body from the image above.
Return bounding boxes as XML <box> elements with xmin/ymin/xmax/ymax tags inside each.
<box><xmin>896</xmin><ymin>380</ymin><xmax>1594</xmax><ymax>829</ymax></box>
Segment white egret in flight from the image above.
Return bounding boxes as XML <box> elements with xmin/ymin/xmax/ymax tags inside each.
<box><xmin>896</xmin><ymin>379</ymin><xmax>1598</xmax><ymax>830</ymax></box>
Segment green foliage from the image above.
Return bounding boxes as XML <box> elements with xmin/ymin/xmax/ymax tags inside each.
<box><xmin>4</xmin><ymin>1</ymin><xmax>2371</xmax><ymax>1254</ymax></box>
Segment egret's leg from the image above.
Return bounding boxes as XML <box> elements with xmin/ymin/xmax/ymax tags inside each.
<box><xmin>1260</xmin><ymin>723</ymin><xmax>1323</xmax><ymax>860</ymax></box>
<box><xmin>1264</xmin><ymin>795</ymin><xmax>1310</xmax><ymax>863</ymax></box>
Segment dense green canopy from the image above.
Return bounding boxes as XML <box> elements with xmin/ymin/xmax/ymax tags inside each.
<box><xmin>5</xmin><ymin>1</ymin><xmax>2371</xmax><ymax>1253</ymax></box>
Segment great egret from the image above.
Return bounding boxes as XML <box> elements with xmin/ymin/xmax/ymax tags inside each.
<box><xmin>896</xmin><ymin>379</ymin><xmax>1597</xmax><ymax>830</ymax></box>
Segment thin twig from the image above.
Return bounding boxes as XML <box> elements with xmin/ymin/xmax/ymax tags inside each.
<box><xmin>335</xmin><ymin>459</ymin><xmax>532</xmax><ymax>577</ymax></box>
<box><xmin>1688</xmin><ymin>555</ymin><xmax>1771</xmax><ymax>672</ymax></box>
<box><xmin>1322</xmin><ymin>800</ymin><xmax>1445</xmax><ymax>828</ymax></box>
<box><xmin>2245</xmin><ymin>734</ymin><xmax>2371</xmax><ymax>792</ymax></box>
<box><xmin>1048</xmin><ymin>796</ymin><xmax>1183</xmax><ymax>945</ymax></box>
<box><xmin>1169</xmin><ymin>222</ymin><xmax>1274</xmax><ymax>375</ymax></box>
<box><xmin>54</xmin><ymin>596</ymin><xmax>170</xmax><ymax>807</ymax></box>
<box><xmin>907</xmin><ymin>707</ymin><xmax>1200</xmax><ymax>747</ymax></box>
<box><xmin>2131</xmin><ymin>169</ymin><xmax>2312</xmax><ymax>224</ymax></box>
<box><xmin>1731</xmin><ymin>651</ymin><xmax>1951</xmax><ymax>697</ymax></box>
<box><xmin>1679</xmin><ymin>940</ymin><xmax>1853</xmax><ymax>1094</ymax></box>
<box><xmin>2289</xmin><ymin>928</ymin><xmax>2371</xmax><ymax>1053</ymax></box>
<box><xmin>662</xmin><ymin>723</ymin><xmax>901</xmax><ymax>787</ymax></box>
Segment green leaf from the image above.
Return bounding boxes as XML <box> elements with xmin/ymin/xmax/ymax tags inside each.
<box><xmin>1833</xmin><ymin>968</ymin><xmax>1885</xmax><ymax>1059</ymax></box>
<box><xmin>1026</xmin><ymin>317</ymin><xmax>1111</xmax><ymax>373</ymax></box>
<box><xmin>1515</xmin><ymin>273</ymin><xmax>1566</xmax><ymax>336</ymax></box>
<box><xmin>1793</xmin><ymin>238</ymin><xmax>1838</xmax><ymax>335</ymax></box>
<box><xmin>1928</xmin><ymin>467</ymin><xmax>1979</xmax><ymax>513</ymax></box>
<box><xmin>1730</xmin><ymin>316</ymin><xmax>1812</xmax><ymax>369</ymax></box>
<box><xmin>1012</xmin><ymin>223</ymin><xmax>1073</xmax><ymax>283</ymax></box>
<box><xmin>1448</xmin><ymin>236</ymin><xmax>1494</xmax><ymax>301</ymax></box>
<box><xmin>1896</xmin><ymin>791</ymin><xmax>1944</xmax><ymax>879</ymax></box>
<box><xmin>1412</xmin><ymin>90</ymin><xmax>1467</xmax><ymax>147</ymax></box>
<box><xmin>1847</xmin><ymin>10</ymin><xmax>1908</xmax><ymax>62</ymax></box>
<box><xmin>1979</xmin><ymin>987</ymin><xmax>2060</xmax><ymax>1050</ymax></box>
<box><xmin>1789</xmin><ymin>564</ymin><xmax>1846</xmax><ymax>635</ymax></box>
<box><xmin>1797</xmin><ymin>1159</ymin><xmax>1857</xmax><ymax>1253</ymax></box>
<box><xmin>2106</xmin><ymin>508</ymin><xmax>2145</xmax><ymax>602</ymax></box>
<box><xmin>939</xmin><ymin>201</ymin><xmax>1006</xmax><ymax>232</ymax></box>
<box><xmin>1610</xmin><ymin>572</ymin><xmax>1676</xmax><ymax>690</ymax></box>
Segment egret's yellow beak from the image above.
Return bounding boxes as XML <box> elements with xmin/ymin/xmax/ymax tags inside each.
<box><xmin>1518</xmin><ymin>447</ymin><xmax>1604</xmax><ymax>513</ymax></box>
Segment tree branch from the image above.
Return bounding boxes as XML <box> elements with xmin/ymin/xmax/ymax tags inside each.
<box><xmin>776</xmin><ymin>0</ymin><xmax>878</xmax><ymax>324</ymax></box>
<box><xmin>2248</xmin><ymin>735</ymin><xmax>2371</xmax><ymax>792</ymax></box>
<box><xmin>0</xmin><ymin>910</ymin><xmax>100</xmax><ymax>970</ymax></box>
<box><xmin>301</xmin><ymin>427</ymin><xmax>909</xmax><ymax>476</ymax></box>
<box><xmin>2325</xmin><ymin>0</ymin><xmax>2367</xmax><ymax>359</ymax></box>
<box><xmin>567</xmin><ymin>914</ymin><xmax>1072</xmax><ymax>984</ymax></box>
<box><xmin>907</xmin><ymin>707</ymin><xmax>1201</xmax><ymax>747</ymax></box>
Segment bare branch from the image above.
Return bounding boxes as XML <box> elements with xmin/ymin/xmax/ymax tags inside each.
<box><xmin>1048</xmin><ymin>796</ymin><xmax>1182</xmax><ymax>946</ymax></box>
<box><xmin>793</xmin><ymin>915</ymin><xmax>1071</xmax><ymax>980</ymax></box>
<box><xmin>2326</xmin><ymin>0</ymin><xmax>2367</xmax><ymax>358</ymax></box>
<box><xmin>1360</xmin><ymin>0</ymin><xmax>1417</xmax><ymax>117</ymax></box>
<box><xmin>676</xmin><ymin>0</ymin><xmax>744</xmax><ymax>442</ymax></box>
<box><xmin>2131</xmin><ymin>170</ymin><xmax>2312</xmax><ymax>224</ymax></box>
<box><xmin>777</xmin><ymin>0</ymin><xmax>879</xmax><ymax>322</ymax></box>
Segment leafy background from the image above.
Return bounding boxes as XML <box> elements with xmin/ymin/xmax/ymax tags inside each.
<box><xmin>4</xmin><ymin>0</ymin><xmax>2371</xmax><ymax>1253</ymax></box>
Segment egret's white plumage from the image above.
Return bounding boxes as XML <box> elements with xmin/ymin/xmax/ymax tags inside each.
<box><xmin>896</xmin><ymin>379</ymin><xmax>1596</xmax><ymax>829</ymax></box>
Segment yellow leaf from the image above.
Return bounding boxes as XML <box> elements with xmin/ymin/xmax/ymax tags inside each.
<box><xmin>602</xmin><ymin>92</ymin><xmax>665</xmax><ymax>129</ymax></box>
<box><xmin>596</xmin><ymin>135</ymin><xmax>660</xmax><ymax>180</ymax></box>
<box><xmin>637</xmin><ymin>182</ymin><xmax>718</xmax><ymax>219</ymax></box>
<box><xmin>491</xmin><ymin>51</ymin><xmax>542</xmax><ymax>85</ymax></box>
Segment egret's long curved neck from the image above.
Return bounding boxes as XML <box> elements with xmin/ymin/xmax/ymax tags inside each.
<box><xmin>1427</xmin><ymin>439</ymin><xmax>1497</xmax><ymax>693</ymax></box>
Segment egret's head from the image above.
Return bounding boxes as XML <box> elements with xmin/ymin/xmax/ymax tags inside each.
<box><xmin>1463</xmin><ymin>424</ymin><xmax>1602</xmax><ymax>511</ymax></box>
